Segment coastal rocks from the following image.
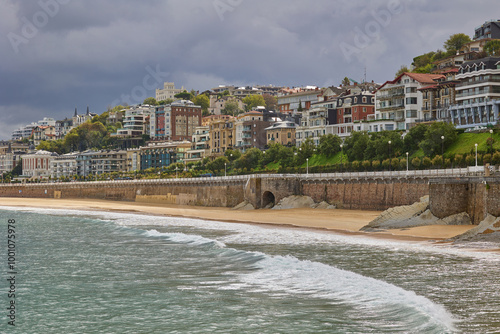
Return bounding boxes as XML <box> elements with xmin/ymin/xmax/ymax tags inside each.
<box><xmin>271</xmin><ymin>196</ymin><xmax>336</xmax><ymax>210</ymax></box>
<box><xmin>449</xmin><ymin>214</ymin><xmax>500</xmax><ymax>244</ymax></box>
<box><xmin>232</xmin><ymin>201</ymin><xmax>255</xmax><ymax>210</ymax></box>
<box><xmin>361</xmin><ymin>196</ymin><xmax>472</xmax><ymax>231</ymax></box>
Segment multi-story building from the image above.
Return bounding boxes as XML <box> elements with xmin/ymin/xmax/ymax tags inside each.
<box><xmin>235</xmin><ymin>111</ymin><xmax>272</xmax><ymax>151</ymax></box>
<box><xmin>90</xmin><ymin>150</ymin><xmax>127</xmax><ymax>175</ymax></box>
<box><xmin>449</xmin><ymin>56</ymin><xmax>500</xmax><ymax>128</ymax></box>
<box><xmin>154</xmin><ymin>100</ymin><xmax>202</xmax><ymax>141</ymax></box>
<box><xmin>326</xmin><ymin>91</ymin><xmax>376</xmax><ymax>137</ymax></box>
<box><xmin>264</xmin><ymin>121</ymin><xmax>297</xmax><ymax>146</ymax></box>
<box><xmin>55</xmin><ymin>118</ymin><xmax>74</xmax><ymax>139</ymax></box>
<box><xmin>185</xmin><ymin>126</ymin><xmax>210</xmax><ymax>163</ymax></box>
<box><xmin>75</xmin><ymin>150</ymin><xmax>95</xmax><ymax>178</ymax></box>
<box><xmin>107</xmin><ymin>111</ymin><xmax>123</xmax><ymax>125</ymax></box>
<box><xmin>296</xmin><ymin>102</ymin><xmax>328</xmax><ymax>146</ymax></box>
<box><xmin>139</xmin><ymin>141</ymin><xmax>191</xmax><ymax>170</ymax></box>
<box><xmin>22</xmin><ymin>150</ymin><xmax>58</xmax><ymax>179</ymax></box>
<box><xmin>12</xmin><ymin>122</ymin><xmax>38</xmax><ymax>140</ymax></box>
<box><xmin>207</xmin><ymin>115</ymin><xmax>236</xmax><ymax>156</ymax></box>
<box><xmin>0</xmin><ymin>143</ymin><xmax>27</xmax><ymax>174</ymax></box>
<box><xmin>32</xmin><ymin>125</ymin><xmax>57</xmax><ymax>146</ymax></box>
<box><xmin>51</xmin><ymin>153</ymin><xmax>78</xmax><ymax>179</ymax></box>
<box><xmin>474</xmin><ymin>20</ymin><xmax>500</xmax><ymax>41</ymax></box>
<box><xmin>126</xmin><ymin>148</ymin><xmax>141</xmax><ymax>172</ymax></box>
<box><xmin>114</xmin><ymin>106</ymin><xmax>155</xmax><ymax>137</ymax></box>
<box><xmin>418</xmin><ymin>69</ymin><xmax>459</xmax><ymax>123</ymax></box>
<box><xmin>156</xmin><ymin>82</ymin><xmax>184</xmax><ymax>101</ymax></box>
<box><xmin>277</xmin><ymin>88</ymin><xmax>322</xmax><ymax>114</ymax></box>
<box><xmin>211</xmin><ymin>85</ymin><xmax>285</xmax><ymax>97</ymax></box>
<box><xmin>375</xmin><ymin>72</ymin><xmax>445</xmax><ymax>130</ymax></box>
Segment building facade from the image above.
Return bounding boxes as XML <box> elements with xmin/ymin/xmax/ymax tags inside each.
<box><xmin>449</xmin><ymin>57</ymin><xmax>500</xmax><ymax>129</ymax></box>
<box><xmin>22</xmin><ymin>150</ymin><xmax>58</xmax><ymax>178</ymax></box>
<box><xmin>265</xmin><ymin>121</ymin><xmax>297</xmax><ymax>146</ymax></box>
<box><xmin>208</xmin><ymin>115</ymin><xmax>235</xmax><ymax>156</ymax></box>
<box><xmin>156</xmin><ymin>82</ymin><xmax>184</xmax><ymax>101</ymax></box>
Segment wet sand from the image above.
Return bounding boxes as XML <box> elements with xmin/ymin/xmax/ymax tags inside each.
<box><xmin>0</xmin><ymin>197</ymin><xmax>476</xmax><ymax>241</ymax></box>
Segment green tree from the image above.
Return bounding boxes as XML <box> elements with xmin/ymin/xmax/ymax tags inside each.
<box><xmin>242</xmin><ymin>95</ymin><xmax>266</xmax><ymax>111</ymax></box>
<box><xmin>174</xmin><ymin>90</ymin><xmax>194</xmax><ymax>100</ymax></box>
<box><xmin>143</xmin><ymin>97</ymin><xmax>158</xmax><ymax>105</ymax></box>
<box><xmin>225</xmin><ymin>149</ymin><xmax>241</xmax><ymax>161</ymax></box>
<box><xmin>318</xmin><ymin>134</ymin><xmax>342</xmax><ymax>157</ymax></box>
<box><xmin>444</xmin><ymin>33</ymin><xmax>471</xmax><ymax>53</ymax></box>
<box><xmin>342</xmin><ymin>77</ymin><xmax>350</xmax><ymax>86</ymax></box>
<box><xmin>235</xmin><ymin>148</ymin><xmax>263</xmax><ymax>170</ymax></box>
<box><xmin>422</xmin><ymin>156</ymin><xmax>432</xmax><ymax>169</ymax></box>
<box><xmin>404</xmin><ymin>124</ymin><xmax>428</xmax><ymax>153</ymax></box>
<box><xmin>411</xmin><ymin>157</ymin><xmax>421</xmax><ymax>169</ymax></box>
<box><xmin>484</xmin><ymin>40</ymin><xmax>500</xmax><ymax>56</ymax></box>
<box><xmin>419</xmin><ymin>122</ymin><xmax>457</xmax><ymax>157</ymax></box>
<box><xmin>206</xmin><ymin>156</ymin><xmax>229</xmax><ymax>173</ymax></box>
<box><xmin>192</xmin><ymin>94</ymin><xmax>210</xmax><ymax>113</ymax></box>
<box><xmin>297</xmin><ymin>100</ymin><xmax>304</xmax><ymax>112</ymax></box>
<box><xmin>157</xmin><ymin>98</ymin><xmax>174</xmax><ymax>105</ymax></box>
<box><xmin>222</xmin><ymin>101</ymin><xmax>242</xmax><ymax>116</ymax></box>
<box><xmin>344</xmin><ymin>131</ymin><xmax>369</xmax><ymax>161</ymax></box>
<box><xmin>297</xmin><ymin>138</ymin><xmax>315</xmax><ymax>165</ymax></box>
<box><xmin>262</xmin><ymin>94</ymin><xmax>277</xmax><ymax>111</ymax></box>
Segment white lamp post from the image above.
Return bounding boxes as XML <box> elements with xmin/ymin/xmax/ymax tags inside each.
<box><xmin>306</xmin><ymin>158</ymin><xmax>309</xmax><ymax>176</ymax></box>
<box><xmin>475</xmin><ymin>143</ymin><xmax>478</xmax><ymax>169</ymax></box>
<box><xmin>224</xmin><ymin>162</ymin><xmax>227</xmax><ymax>177</ymax></box>
<box><xmin>406</xmin><ymin>152</ymin><xmax>409</xmax><ymax>173</ymax></box>
<box><xmin>340</xmin><ymin>144</ymin><xmax>343</xmax><ymax>172</ymax></box>
<box><xmin>441</xmin><ymin>135</ymin><xmax>445</xmax><ymax>156</ymax></box>
<box><xmin>388</xmin><ymin>140</ymin><xmax>392</xmax><ymax>172</ymax></box>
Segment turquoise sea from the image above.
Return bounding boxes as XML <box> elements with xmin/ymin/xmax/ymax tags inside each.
<box><xmin>0</xmin><ymin>206</ymin><xmax>499</xmax><ymax>333</ymax></box>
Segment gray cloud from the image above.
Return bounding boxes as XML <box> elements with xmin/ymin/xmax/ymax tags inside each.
<box><xmin>0</xmin><ymin>0</ymin><xmax>496</xmax><ymax>139</ymax></box>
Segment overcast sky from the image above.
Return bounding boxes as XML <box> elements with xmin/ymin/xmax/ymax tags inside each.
<box><xmin>0</xmin><ymin>0</ymin><xmax>497</xmax><ymax>140</ymax></box>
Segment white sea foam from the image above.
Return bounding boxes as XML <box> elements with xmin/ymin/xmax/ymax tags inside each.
<box><xmin>2</xmin><ymin>206</ymin><xmax>499</xmax><ymax>261</ymax></box>
<box><xmin>144</xmin><ymin>229</ymin><xmax>226</xmax><ymax>248</ymax></box>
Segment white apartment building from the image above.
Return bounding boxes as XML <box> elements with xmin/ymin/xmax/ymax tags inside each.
<box><xmin>22</xmin><ymin>150</ymin><xmax>58</xmax><ymax>179</ymax></box>
<box><xmin>114</xmin><ymin>106</ymin><xmax>155</xmax><ymax>137</ymax></box>
<box><xmin>375</xmin><ymin>72</ymin><xmax>445</xmax><ymax>130</ymax></box>
<box><xmin>185</xmin><ymin>126</ymin><xmax>210</xmax><ymax>163</ymax></box>
<box><xmin>296</xmin><ymin>101</ymin><xmax>328</xmax><ymax>146</ymax></box>
<box><xmin>51</xmin><ymin>153</ymin><xmax>78</xmax><ymax>179</ymax></box>
<box><xmin>156</xmin><ymin>82</ymin><xmax>184</xmax><ymax>101</ymax></box>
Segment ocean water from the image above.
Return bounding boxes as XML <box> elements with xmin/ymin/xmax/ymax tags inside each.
<box><xmin>0</xmin><ymin>207</ymin><xmax>499</xmax><ymax>334</ymax></box>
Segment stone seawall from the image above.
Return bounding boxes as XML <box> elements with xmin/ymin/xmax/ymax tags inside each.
<box><xmin>429</xmin><ymin>178</ymin><xmax>500</xmax><ymax>225</ymax></box>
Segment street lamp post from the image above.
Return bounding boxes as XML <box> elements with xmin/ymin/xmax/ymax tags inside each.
<box><xmin>224</xmin><ymin>162</ymin><xmax>227</xmax><ymax>177</ymax></box>
<box><xmin>340</xmin><ymin>144</ymin><xmax>343</xmax><ymax>173</ymax></box>
<box><xmin>441</xmin><ymin>135</ymin><xmax>445</xmax><ymax>156</ymax></box>
<box><xmin>475</xmin><ymin>143</ymin><xmax>478</xmax><ymax>169</ymax></box>
<box><xmin>406</xmin><ymin>152</ymin><xmax>409</xmax><ymax>173</ymax></box>
<box><xmin>388</xmin><ymin>140</ymin><xmax>392</xmax><ymax>172</ymax></box>
<box><xmin>306</xmin><ymin>158</ymin><xmax>309</xmax><ymax>176</ymax></box>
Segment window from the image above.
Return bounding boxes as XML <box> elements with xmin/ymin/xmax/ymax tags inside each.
<box><xmin>362</xmin><ymin>97</ymin><xmax>367</xmax><ymax>103</ymax></box>
<box><xmin>406</xmin><ymin>97</ymin><xmax>417</xmax><ymax>104</ymax></box>
<box><xmin>406</xmin><ymin>87</ymin><xmax>417</xmax><ymax>93</ymax></box>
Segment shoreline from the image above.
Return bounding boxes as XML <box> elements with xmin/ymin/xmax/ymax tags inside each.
<box><xmin>0</xmin><ymin>197</ymin><xmax>478</xmax><ymax>243</ymax></box>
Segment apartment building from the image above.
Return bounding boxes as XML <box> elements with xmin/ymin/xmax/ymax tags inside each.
<box><xmin>154</xmin><ymin>100</ymin><xmax>202</xmax><ymax>141</ymax></box>
<box><xmin>208</xmin><ymin>115</ymin><xmax>235</xmax><ymax>156</ymax></box>
<box><xmin>265</xmin><ymin>121</ymin><xmax>297</xmax><ymax>146</ymax></box>
<box><xmin>91</xmin><ymin>150</ymin><xmax>127</xmax><ymax>175</ymax></box>
<box><xmin>51</xmin><ymin>153</ymin><xmax>79</xmax><ymax>179</ymax></box>
<box><xmin>474</xmin><ymin>20</ymin><xmax>500</xmax><ymax>41</ymax></box>
<box><xmin>375</xmin><ymin>72</ymin><xmax>445</xmax><ymax>130</ymax></box>
<box><xmin>32</xmin><ymin>125</ymin><xmax>57</xmax><ymax>146</ymax></box>
<box><xmin>277</xmin><ymin>88</ymin><xmax>323</xmax><ymax>114</ymax></box>
<box><xmin>235</xmin><ymin>111</ymin><xmax>272</xmax><ymax>151</ymax></box>
<box><xmin>185</xmin><ymin>126</ymin><xmax>210</xmax><ymax>163</ymax></box>
<box><xmin>115</xmin><ymin>106</ymin><xmax>155</xmax><ymax>138</ymax></box>
<box><xmin>449</xmin><ymin>56</ymin><xmax>500</xmax><ymax>128</ymax></box>
<box><xmin>295</xmin><ymin>102</ymin><xmax>328</xmax><ymax>146</ymax></box>
<box><xmin>418</xmin><ymin>69</ymin><xmax>459</xmax><ymax>123</ymax></box>
<box><xmin>139</xmin><ymin>141</ymin><xmax>191</xmax><ymax>170</ymax></box>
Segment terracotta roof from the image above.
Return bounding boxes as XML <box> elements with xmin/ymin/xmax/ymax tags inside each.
<box><xmin>404</xmin><ymin>72</ymin><xmax>445</xmax><ymax>84</ymax></box>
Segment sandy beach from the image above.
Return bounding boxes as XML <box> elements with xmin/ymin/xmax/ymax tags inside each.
<box><xmin>0</xmin><ymin>197</ymin><xmax>477</xmax><ymax>241</ymax></box>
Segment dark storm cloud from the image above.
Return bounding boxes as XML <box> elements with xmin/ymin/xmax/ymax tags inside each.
<box><xmin>0</xmin><ymin>0</ymin><xmax>496</xmax><ymax>139</ymax></box>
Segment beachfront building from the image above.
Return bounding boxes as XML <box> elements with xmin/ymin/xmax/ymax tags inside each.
<box><xmin>375</xmin><ymin>72</ymin><xmax>445</xmax><ymax>131</ymax></box>
<box><xmin>51</xmin><ymin>153</ymin><xmax>79</xmax><ymax>179</ymax></box>
<box><xmin>155</xmin><ymin>82</ymin><xmax>184</xmax><ymax>101</ymax></box>
<box><xmin>126</xmin><ymin>148</ymin><xmax>141</xmax><ymax>172</ymax></box>
<box><xmin>207</xmin><ymin>115</ymin><xmax>235</xmax><ymax>157</ymax></box>
<box><xmin>418</xmin><ymin>69</ymin><xmax>459</xmax><ymax>123</ymax></box>
<box><xmin>448</xmin><ymin>57</ymin><xmax>500</xmax><ymax>129</ymax></box>
<box><xmin>90</xmin><ymin>150</ymin><xmax>127</xmax><ymax>176</ymax></box>
<box><xmin>185</xmin><ymin>126</ymin><xmax>210</xmax><ymax>163</ymax></box>
<box><xmin>22</xmin><ymin>150</ymin><xmax>59</xmax><ymax>179</ymax></box>
<box><xmin>235</xmin><ymin>111</ymin><xmax>271</xmax><ymax>152</ymax></box>
<box><xmin>264</xmin><ymin>121</ymin><xmax>297</xmax><ymax>146</ymax></box>
<box><xmin>139</xmin><ymin>141</ymin><xmax>191</xmax><ymax>170</ymax></box>
<box><xmin>75</xmin><ymin>150</ymin><xmax>95</xmax><ymax>178</ymax></box>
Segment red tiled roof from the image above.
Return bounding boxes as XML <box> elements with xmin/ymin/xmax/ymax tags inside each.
<box><xmin>404</xmin><ymin>72</ymin><xmax>445</xmax><ymax>84</ymax></box>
